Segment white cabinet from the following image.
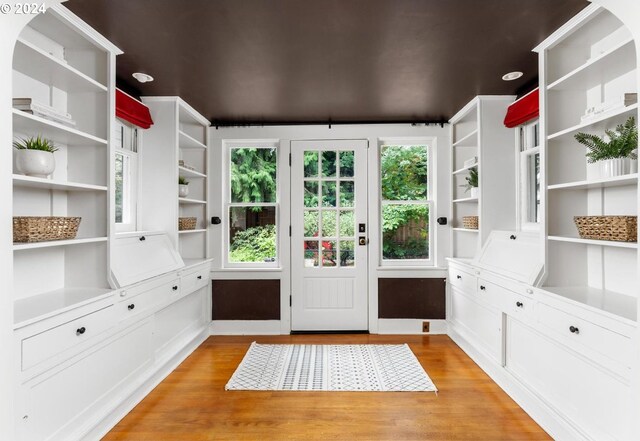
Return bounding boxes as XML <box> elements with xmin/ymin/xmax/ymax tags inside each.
<box><xmin>155</xmin><ymin>289</ymin><xmax>207</xmax><ymax>361</ymax></box>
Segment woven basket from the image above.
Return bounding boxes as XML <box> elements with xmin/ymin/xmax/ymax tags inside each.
<box><xmin>178</xmin><ymin>217</ymin><xmax>197</xmax><ymax>231</ymax></box>
<box><xmin>462</xmin><ymin>216</ymin><xmax>479</xmax><ymax>230</ymax></box>
<box><xmin>13</xmin><ymin>216</ymin><xmax>81</xmax><ymax>243</ymax></box>
<box><xmin>574</xmin><ymin>216</ymin><xmax>637</xmax><ymax>242</ymax></box>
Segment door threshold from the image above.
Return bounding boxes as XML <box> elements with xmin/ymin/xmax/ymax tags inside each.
<box><xmin>290</xmin><ymin>330</ymin><xmax>370</xmax><ymax>335</ymax></box>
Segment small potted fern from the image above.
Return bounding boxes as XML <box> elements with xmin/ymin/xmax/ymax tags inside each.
<box><xmin>178</xmin><ymin>175</ymin><xmax>189</xmax><ymax>197</ymax></box>
<box><xmin>13</xmin><ymin>135</ymin><xmax>58</xmax><ymax>178</ymax></box>
<box><xmin>461</xmin><ymin>166</ymin><xmax>479</xmax><ymax>198</ymax></box>
<box><xmin>575</xmin><ymin>116</ymin><xmax>638</xmax><ymax>178</ymax></box>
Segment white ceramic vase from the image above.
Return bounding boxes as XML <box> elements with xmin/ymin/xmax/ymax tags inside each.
<box><xmin>470</xmin><ymin>187</ymin><xmax>479</xmax><ymax>198</ymax></box>
<box><xmin>15</xmin><ymin>149</ymin><xmax>55</xmax><ymax>178</ymax></box>
<box><xmin>178</xmin><ymin>184</ymin><xmax>189</xmax><ymax>197</ymax></box>
<box><xmin>598</xmin><ymin>158</ymin><xmax>631</xmax><ymax>178</ymax></box>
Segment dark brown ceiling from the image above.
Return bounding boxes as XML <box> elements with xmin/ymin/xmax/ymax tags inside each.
<box><xmin>66</xmin><ymin>0</ymin><xmax>588</xmax><ymax>125</ymax></box>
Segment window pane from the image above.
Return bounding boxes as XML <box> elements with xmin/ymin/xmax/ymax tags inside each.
<box><xmin>229</xmin><ymin>206</ymin><xmax>277</xmax><ymax>263</ymax></box>
<box><xmin>322</xmin><ymin>240</ymin><xmax>337</xmax><ymax>267</ymax></box>
<box><xmin>527</xmin><ymin>153</ymin><xmax>541</xmax><ymax>223</ymax></box>
<box><xmin>231</xmin><ymin>148</ymin><xmax>277</xmax><ymax>203</ymax></box>
<box><xmin>321</xmin><ymin>181</ymin><xmax>337</xmax><ymax>207</ymax></box>
<box><xmin>304</xmin><ymin>151</ymin><xmax>319</xmax><ymax>177</ymax></box>
<box><xmin>339</xmin><ymin>241</ymin><xmax>355</xmax><ymax>267</ymax></box>
<box><xmin>339</xmin><ymin>211</ymin><xmax>354</xmax><ymax>237</ymax></box>
<box><xmin>339</xmin><ymin>151</ymin><xmax>354</xmax><ymax>177</ymax></box>
<box><xmin>304</xmin><ymin>241</ymin><xmax>319</xmax><ymax>267</ymax></box>
<box><xmin>339</xmin><ymin>181</ymin><xmax>354</xmax><ymax>207</ymax></box>
<box><xmin>321</xmin><ymin>151</ymin><xmax>337</xmax><ymax>177</ymax></box>
<box><xmin>321</xmin><ymin>211</ymin><xmax>337</xmax><ymax>237</ymax></box>
<box><xmin>304</xmin><ymin>210</ymin><xmax>319</xmax><ymax>237</ymax></box>
<box><xmin>382</xmin><ymin>204</ymin><xmax>429</xmax><ymax>260</ymax></box>
<box><xmin>304</xmin><ymin>181</ymin><xmax>319</xmax><ymax>207</ymax></box>
<box><xmin>115</xmin><ymin>153</ymin><xmax>129</xmax><ymax>224</ymax></box>
<box><xmin>381</xmin><ymin>145</ymin><xmax>428</xmax><ymax>201</ymax></box>
<box><xmin>115</xmin><ymin>154</ymin><xmax>124</xmax><ymax>223</ymax></box>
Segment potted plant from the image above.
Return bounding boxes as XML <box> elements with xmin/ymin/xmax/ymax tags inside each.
<box><xmin>461</xmin><ymin>166</ymin><xmax>479</xmax><ymax>198</ymax></box>
<box><xmin>178</xmin><ymin>176</ymin><xmax>189</xmax><ymax>197</ymax></box>
<box><xmin>575</xmin><ymin>116</ymin><xmax>638</xmax><ymax>178</ymax></box>
<box><xmin>13</xmin><ymin>135</ymin><xmax>58</xmax><ymax>178</ymax></box>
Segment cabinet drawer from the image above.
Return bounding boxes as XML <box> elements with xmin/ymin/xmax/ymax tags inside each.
<box><xmin>22</xmin><ymin>306</ymin><xmax>115</xmax><ymax>371</ymax></box>
<box><xmin>118</xmin><ymin>279</ymin><xmax>176</xmax><ymax>319</ymax></box>
<box><xmin>476</xmin><ymin>279</ymin><xmax>508</xmax><ymax>310</ymax></box>
<box><xmin>537</xmin><ymin>302</ymin><xmax>632</xmax><ymax>370</ymax></box>
<box><xmin>180</xmin><ymin>267</ymin><xmax>208</xmax><ymax>295</ymax></box>
<box><xmin>448</xmin><ymin>266</ymin><xmax>476</xmax><ymax>294</ymax></box>
<box><xmin>505</xmin><ymin>291</ymin><xmax>535</xmax><ymax>321</ymax></box>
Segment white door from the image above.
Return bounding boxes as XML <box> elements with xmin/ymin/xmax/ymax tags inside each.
<box><xmin>291</xmin><ymin>140</ymin><xmax>368</xmax><ymax>331</ymax></box>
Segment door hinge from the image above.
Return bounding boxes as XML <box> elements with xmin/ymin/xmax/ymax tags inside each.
<box><xmin>289</xmin><ymin>153</ymin><xmax>292</xmax><ymax>166</ymax></box>
<box><xmin>289</xmin><ymin>295</ymin><xmax>292</xmax><ymax>307</ymax></box>
<box><xmin>289</xmin><ymin>225</ymin><xmax>292</xmax><ymax>237</ymax></box>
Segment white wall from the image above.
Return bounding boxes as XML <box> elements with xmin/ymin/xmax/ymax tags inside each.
<box><xmin>209</xmin><ymin>123</ymin><xmax>450</xmax><ymax>334</ymax></box>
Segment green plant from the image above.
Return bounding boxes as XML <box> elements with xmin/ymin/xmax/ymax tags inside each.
<box><xmin>229</xmin><ymin>224</ymin><xmax>276</xmax><ymax>262</ymax></box>
<box><xmin>575</xmin><ymin>116</ymin><xmax>638</xmax><ymax>163</ymax></box>
<box><xmin>178</xmin><ymin>176</ymin><xmax>189</xmax><ymax>185</ymax></box>
<box><xmin>13</xmin><ymin>135</ymin><xmax>58</xmax><ymax>153</ymax></box>
<box><xmin>461</xmin><ymin>166</ymin><xmax>478</xmax><ymax>192</ymax></box>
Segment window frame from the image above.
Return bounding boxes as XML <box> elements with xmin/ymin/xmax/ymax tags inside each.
<box><xmin>378</xmin><ymin>140</ymin><xmax>435</xmax><ymax>267</ymax></box>
<box><xmin>516</xmin><ymin>119</ymin><xmax>541</xmax><ymax>232</ymax></box>
<box><xmin>114</xmin><ymin>118</ymin><xmax>140</xmax><ymax>233</ymax></box>
<box><xmin>224</xmin><ymin>140</ymin><xmax>280</xmax><ymax>269</ymax></box>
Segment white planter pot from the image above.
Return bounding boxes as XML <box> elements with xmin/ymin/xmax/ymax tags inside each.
<box><xmin>178</xmin><ymin>184</ymin><xmax>189</xmax><ymax>198</ymax></box>
<box><xmin>15</xmin><ymin>149</ymin><xmax>55</xmax><ymax>178</ymax></box>
<box><xmin>598</xmin><ymin>158</ymin><xmax>631</xmax><ymax>178</ymax></box>
<box><xmin>470</xmin><ymin>187</ymin><xmax>479</xmax><ymax>198</ymax></box>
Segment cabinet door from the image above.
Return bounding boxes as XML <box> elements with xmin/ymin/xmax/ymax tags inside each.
<box><xmin>154</xmin><ymin>290</ymin><xmax>205</xmax><ymax>359</ymax></box>
<box><xmin>506</xmin><ymin>318</ymin><xmax>632</xmax><ymax>441</ymax></box>
<box><xmin>450</xmin><ymin>288</ymin><xmax>502</xmax><ymax>363</ymax></box>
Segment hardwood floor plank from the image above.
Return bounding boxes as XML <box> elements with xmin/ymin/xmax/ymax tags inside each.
<box><xmin>103</xmin><ymin>335</ymin><xmax>551</xmax><ymax>441</ymax></box>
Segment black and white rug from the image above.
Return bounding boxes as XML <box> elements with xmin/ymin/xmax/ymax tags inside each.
<box><xmin>225</xmin><ymin>342</ymin><xmax>437</xmax><ymax>392</ymax></box>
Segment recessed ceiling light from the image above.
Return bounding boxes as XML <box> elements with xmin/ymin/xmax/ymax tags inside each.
<box><xmin>132</xmin><ymin>72</ymin><xmax>154</xmax><ymax>83</ymax></box>
<box><xmin>502</xmin><ymin>71</ymin><xmax>523</xmax><ymax>81</ymax></box>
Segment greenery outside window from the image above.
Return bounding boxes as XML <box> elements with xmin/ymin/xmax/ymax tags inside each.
<box><xmin>226</xmin><ymin>143</ymin><xmax>279</xmax><ymax>267</ymax></box>
<box><xmin>380</xmin><ymin>143</ymin><xmax>433</xmax><ymax>266</ymax></box>
<box><xmin>114</xmin><ymin>119</ymin><xmax>138</xmax><ymax>232</ymax></box>
<box><xmin>518</xmin><ymin>120</ymin><xmax>540</xmax><ymax>230</ymax></box>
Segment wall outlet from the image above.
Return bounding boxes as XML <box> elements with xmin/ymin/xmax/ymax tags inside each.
<box><xmin>422</xmin><ymin>321</ymin><xmax>430</xmax><ymax>333</ymax></box>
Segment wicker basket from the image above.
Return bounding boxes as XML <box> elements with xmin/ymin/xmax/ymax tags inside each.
<box><xmin>13</xmin><ymin>216</ymin><xmax>81</xmax><ymax>243</ymax></box>
<box><xmin>574</xmin><ymin>216</ymin><xmax>637</xmax><ymax>242</ymax></box>
<box><xmin>178</xmin><ymin>217</ymin><xmax>197</xmax><ymax>231</ymax></box>
<box><xmin>462</xmin><ymin>216</ymin><xmax>479</xmax><ymax>230</ymax></box>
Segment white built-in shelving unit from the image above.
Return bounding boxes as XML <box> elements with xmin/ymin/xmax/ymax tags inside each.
<box><xmin>449</xmin><ymin>96</ymin><xmax>516</xmax><ymax>259</ymax></box>
<box><xmin>11</xmin><ymin>6</ymin><xmax>120</xmax><ymax>327</ymax></box>
<box><xmin>536</xmin><ymin>5</ymin><xmax>638</xmax><ymax>320</ymax></box>
<box><xmin>141</xmin><ymin>97</ymin><xmax>210</xmax><ymax>262</ymax></box>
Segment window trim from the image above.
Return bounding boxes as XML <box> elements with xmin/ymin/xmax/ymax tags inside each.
<box><xmin>114</xmin><ymin>119</ymin><xmax>140</xmax><ymax>233</ymax></box>
<box><xmin>378</xmin><ymin>141</ymin><xmax>435</xmax><ymax>267</ymax></box>
<box><xmin>224</xmin><ymin>141</ymin><xmax>280</xmax><ymax>269</ymax></box>
<box><xmin>516</xmin><ymin>119</ymin><xmax>541</xmax><ymax>232</ymax></box>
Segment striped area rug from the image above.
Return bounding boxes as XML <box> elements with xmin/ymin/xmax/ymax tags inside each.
<box><xmin>225</xmin><ymin>342</ymin><xmax>437</xmax><ymax>392</ymax></box>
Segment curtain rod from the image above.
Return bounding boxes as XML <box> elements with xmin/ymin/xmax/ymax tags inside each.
<box><xmin>210</xmin><ymin>119</ymin><xmax>448</xmax><ymax>129</ymax></box>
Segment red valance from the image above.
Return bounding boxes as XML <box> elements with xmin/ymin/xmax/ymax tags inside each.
<box><xmin>116</xmin><ymin>89</ymin><xmax>154</xmax><ymax>129</ymax></box>
<box><xmin>504</xmin><ymin>88</ymin><xmax>539</xmax><ymax>128</ymax></box>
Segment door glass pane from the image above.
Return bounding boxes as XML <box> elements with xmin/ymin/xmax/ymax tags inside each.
<box><xmin>380</xmin><ymin>145</ymin><xmax>428</xmax><ymax>200</ymax></box>
<box><xmin>229</xmin><ymin>206</ymin><xmax>277</xmax><ymax>263</ymax></box>
<box><xmin>304</xmin><ymin>241</ymin><xmax>319</xmax><ymax>267</ymax></box>
<box><xmin>321</xmin><ymin>151</ymin><xmax>337</xmax><ymax>177</ymax></box>
<box><xmin>231</xmin><ymin>147</ymin><xmax>277</xmax><ymax>203</ymax></box>
<box><xmin>339</xmin><ymin>241</ymin><xmax>355</xmax><ymax>267</ymax></box>
<box><xmin>339</xmin><ymin>211</ymin><xmax>354</xmax><ymax>236</ymax></box>
<box><xmin>527</xmin><ymin>153</ymin><xmax>541</xmax><ymax>223</ymax></box>
<box><xmin>304</xmin><ymin>181</ymin><xmax>319</xmax><ymax>207</ymax></box>
<box><xmin>322</xmin><ymin>240</ymin><xmax>337</xmax><ymax>267</ymax></box>
<box><xmin>321</xmin><ymin>181</ymin><xmax>337</xmax><ymax>207</ymax></box>
<box><xmin>115</xmin><ymin>153</ymin><xmax>125</xmax><ymax>223</ymax></box>
<box><xmin>382</xmin><ymin>204</ymin><xmax>429</xmax><ymax>260</ymax></box>
<box><xmin>304</xmin><ymin>211</ymin><xmax>319</xmax><ymax>237</ymax></box>
<box><xmin>304</xmin><ymin>151</ymin><xmax>319</xmax><ymax>177</ymax></box>
<box><xmin>321</xmin><ymin>211</ymin><xmax>337</xmax><ymax>237</ymax></box>
<box><xmin>339</xmin><ymin>181</ymin><xmax>354</xmax><ymax>207</ymax></box>
<box><xmin>339</xmin><ymin>151</ymin><xmax>354</xmax><ymax>177</ymax></box>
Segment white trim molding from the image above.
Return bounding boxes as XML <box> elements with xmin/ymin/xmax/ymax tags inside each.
<box><xmin>210</xmin><ymin>320</ymin><xmax>284</xmax><ymax>335</ymax></box>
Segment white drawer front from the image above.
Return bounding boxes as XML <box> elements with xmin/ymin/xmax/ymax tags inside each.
<box><xmin>476</xmin><ymin>279</ymin><xmax>508</xmax><ymax>311</ymax></box>
<box><xmin>22</xmin><ymin>306</ymin><xmax>115</xmax><ymax>371</ymax></box>
<box><xmin>118</xmin><ymin>279</ymin><xmax>177</xmax><ymax>320</ymax></box>
<box><xmin>448</xmin><ymin>266</ymin><xmax>476</xmax><ymax>294</ymax></box>
<box><xmin>537</xmin><ymin>302</ymin><xmax>632</xmax><ymax>371</ymax></box>
<box><xmin>181</xmin><ymin>268</ymin><xmax>208</xmax><ymax>295</ymax></box>
<box><xmin>505</xmin><ymin>291</ymin><xmax>535</xmax><ymax>322</ymax></box>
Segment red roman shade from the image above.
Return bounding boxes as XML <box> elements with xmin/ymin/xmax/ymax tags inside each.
<box><xmin>503</xmin><ymin>88</ymin><xmax>539</xmax><ymax>128</ymax></box>
<box><xmin>115</xmin><ymin>89</ymin><xmax>154</xmax><ymax>129</ymax></box>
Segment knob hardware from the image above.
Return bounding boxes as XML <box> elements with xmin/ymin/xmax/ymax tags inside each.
<box><xmin>172</xmin><ymin>286</ymin><xmax>178</xmax><ymax>291</ymax></box>
<box><xmin>480</xmin><ymin>285</ymin><xmax>486</xmax><ymax>291</ymax></box>
<box><xmin>197</xmin><ymin>275</ymin><xmax>202</xmax><ymax>280</ymax></box>
<box><xmin>569</xmin><ymin>326</ymin><xmax>580</xmax><ymax>334</ymax></box>
<box><xmin>128</xmin><ymin>304</ymin><xmax>135</xmax><ymax>310</ymax></box>
<box><xmin>76</xmin><ymin>327</ymin><xmax>86</xmax><ymax>335</ymax></box>
<box><xmin>516</xmin><ymin>301</ymin><xmax>524</xmax><ymax>308</ymax></box>
<box><xmin>456</xmin><ymin>275</ymin><xmax>462</xmax><ymax>280</ymax></box>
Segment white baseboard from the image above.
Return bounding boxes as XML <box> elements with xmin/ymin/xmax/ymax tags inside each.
<box><xmin>448</xmin><ymin>323</ymin><xmax>587</xmax><ymax>441</ymax></box>
<box><xmin>81</xmin><ymin>326</ymin><xmax>209</xmax><ymax>441</ymax></box>
<box><xmin>377</xmin><ymin>319</ymin><xmax>447</xmax><ymax>334</ymax></box>
<box><xmin>210</xmin><ymin>320</ymin><xmax>283</xmax><ymax>335</ymax></box>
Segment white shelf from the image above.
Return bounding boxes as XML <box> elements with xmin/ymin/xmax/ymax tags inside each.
<box><xmin>13</xmin><ymin>109</ymin><xmax>107</xmax><ymax>147</ymax></box>
<box><xmin>452</xmin><ymin>163</ymin><xmax>478</xmax><ymax>175</ymax></box>
<box><xmin>178</xmin><ymin>166</ymin><xmax>206</xmax><ymax>179</ymax></box>
<box><xmin>452</xmin><ymin>197</ymin><xmax>478</xmax><ymax>203</ymax></box>
<box><xmin>547</xmin><ymin>38</ymin><xmax>635</xmax><ymax>91</ymax></box>
<box><xmin>178</xmin><ymin>197</ymin><xmax>207</xmax><ymax>205</ymax></box>
<box><xmin>548</xmin><ymin>235</ymin><xmax>638</xmax><ymax>249</ymax></box>
<box><xmin>548</xmin><ymin>104</ymin><xmax>638</xmax><ymax>141</ymax></box>
<box><xmin>13</xmin><ymin>237</ymin><xmax>108</xmax><ymax>251</ymax></box>
<box><xmin>179</xmin><ymin>130</ymin><xmax>207</xmax><ymax>149</ymax></box>
<box><xmin>14</xmin><ymin>287</ymin><xmax>113</xmax><ymax>329</ymax></box>
<box><xmin>179</xmin><ymin>229</ymin><xmax>207</xmax><ymax>234</ymax></box>
<box><xmin>548</xmin><ymin>174</ymin><xmax>638</xmax><ymax>191</ymax></box>
<box><xmin>452</xmin><ymin>228</ymin><xmax>479</xmax><ymax>233</ymax></box>
<box><xmin>13</xmin><ymin>175</ymin><xmax>107</xmax><ymax>192</ymax></box>
<box><xmin>452</xmin><ymin>129</ymin><xmax>478</xmax><ymax>147</ymax></box>
<box><xmin>542</xmin><ymin>286</ymin><xmax>637</xmax><ymax>323</ymax></box>
<box><xmin>13</xmin><ymin>38</ymin><xmax>107</xmax><ymax>93</ymax></box>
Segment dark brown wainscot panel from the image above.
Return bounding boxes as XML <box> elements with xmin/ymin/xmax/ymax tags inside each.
<box><xmin>378</xmin><ymin>278</ymin><xmax>446</xmax><ymax>319</ymax></box>
<box><xmin>212</xmin><ymin>280</ymin><xmax>281</xmax><ymax>320</ymax></box>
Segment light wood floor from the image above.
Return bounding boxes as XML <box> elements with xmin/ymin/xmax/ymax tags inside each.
<box><xmin>103</xmin><ymin>335</ymin><xmax>551</xmax><ymax>440</ymax></box>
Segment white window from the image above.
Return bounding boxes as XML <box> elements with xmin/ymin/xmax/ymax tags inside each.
<box><xmin>517</xmin><ymin>120</ymin><xmax>541</xmax><ymax>231</ymax></box>
<box><xmin>225</xmin><ymin>141</ymin><xmax>279</xmax><ymax>268</ymax></box>
<box><xmin>379</xmin><ymin>142</ymin><xmax>434</xmax><ymax>266</ymax></box>
<box><xmin>114</xmin><ymin>119</ymin><xmax>139</xmax><ymax>232</ymax></box>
